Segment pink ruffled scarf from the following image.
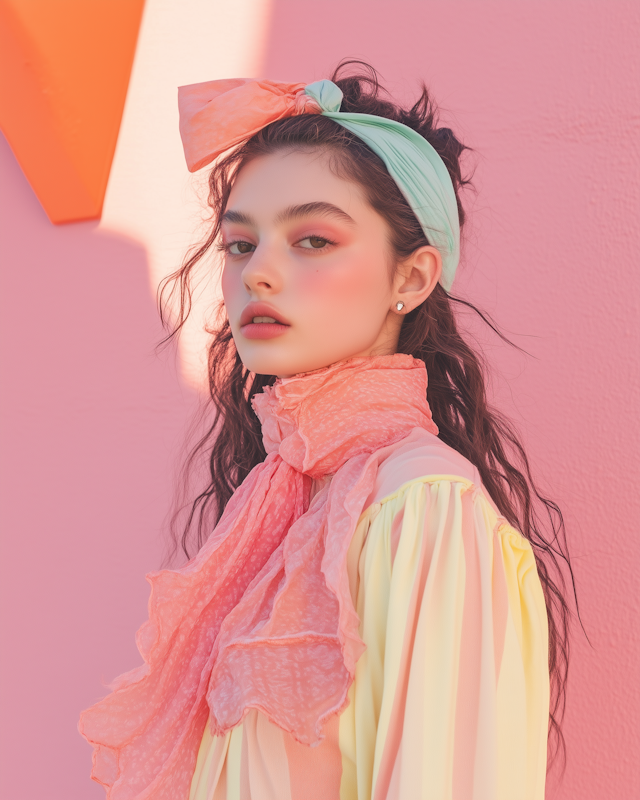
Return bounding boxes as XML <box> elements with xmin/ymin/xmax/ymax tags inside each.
<box><xmin>79</xmin><ymin>354</ymin><xmax>438</xmax><ymax>800</ymax></box>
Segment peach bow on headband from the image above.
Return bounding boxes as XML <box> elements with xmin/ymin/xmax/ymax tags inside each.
<box><xmin>178</xmin><ymin>78</ymin><xmax>322</xmax><ymax>172</ymax></box>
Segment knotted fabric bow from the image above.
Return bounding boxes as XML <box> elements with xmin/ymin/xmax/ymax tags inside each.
<box><xmin>79</xmin><ymin>354</ymin><xmax>439</xmax><ymax>800</ymax></box>
<box><xmin>178</xmin><ymin>77</ymin><xmax>461</xmax><ymax>292</ymax></box>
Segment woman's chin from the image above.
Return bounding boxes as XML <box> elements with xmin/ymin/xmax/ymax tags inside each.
<box><xmin>237</xmin><ymin>339</ymin><xmax>387</xmax><ymax>378</ymax></box>
<box><xmin>239</xmin><ymin>353</ymin><xmax>336</xmax><ymax>379</ymax></box>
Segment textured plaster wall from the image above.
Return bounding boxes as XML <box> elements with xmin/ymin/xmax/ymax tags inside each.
<box><xmin>259</xmin><ymin>2</ymin><xmax>640</xmax><ymax>797</ymax></box>
<box><xmin>0</xmin><ymin>1</ymin><xmax>638</xmax><ymax>799</ymax></box>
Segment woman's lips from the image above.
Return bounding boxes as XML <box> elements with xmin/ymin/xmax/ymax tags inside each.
<box><xmin>239</xmin><ymin>302</ymin><xmax>291</xmax><ymax>339</ymax></box>
<box><xmin>240</xmin><ymin>321</ymin><xmax>290</xmax><ymax>340</ymax></box>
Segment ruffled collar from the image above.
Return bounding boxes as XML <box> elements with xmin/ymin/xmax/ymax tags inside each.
<box><xmin>253</xmin><ymin>353</ymin><xmax>438</xmax><ymax>478</ymax></box>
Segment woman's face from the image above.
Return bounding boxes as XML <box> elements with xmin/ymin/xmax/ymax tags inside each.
<box><xmin>220</xmin><ymin>149</ymin><xmax>435</xmax><ymax>377</ymax></box>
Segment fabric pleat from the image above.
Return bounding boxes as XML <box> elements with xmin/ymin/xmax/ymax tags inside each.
<box><xmin>340</xmin><ymin>474</ymin><xmax>549</xmax><ymax>800</ymax></box>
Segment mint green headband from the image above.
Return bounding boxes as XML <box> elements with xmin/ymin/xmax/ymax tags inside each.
<box><xmin>304</xmin><ymin>80</ymin><xmax>460</xmax><ymax>292</ymax></box>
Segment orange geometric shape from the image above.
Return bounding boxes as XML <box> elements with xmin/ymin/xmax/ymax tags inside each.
<box><xmin>0</xmin><ymin>0</ymin><xmax>145</xmax><ymax>224</ymax></box>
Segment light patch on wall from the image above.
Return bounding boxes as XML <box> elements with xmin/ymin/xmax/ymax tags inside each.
<box><xmin>99</xmin><ymin>0</ymin><xmax>272</xmax><ymax>388</ymax></box>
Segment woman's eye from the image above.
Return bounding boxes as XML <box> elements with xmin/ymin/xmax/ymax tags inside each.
<box><xmin>298</xmin><ymin>236</ymin><xmax>331</xmax><ymax>250</ymax></box>
<box><xmin>228</xmin><ymin>241</ymin><xmax>255</xmax><ymax>255</ymax></box>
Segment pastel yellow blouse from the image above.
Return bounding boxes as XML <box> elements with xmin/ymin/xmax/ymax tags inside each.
<box><xmin>189</xmin><ymin>461</ymin><xmax>549</xmax><ymax>799</ymax></box>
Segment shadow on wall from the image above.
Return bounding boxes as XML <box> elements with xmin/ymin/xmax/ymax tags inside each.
<box><xmin>0</xmin><ymin>132</ymin><xmax>196</xmax><ymax>799</ymax></box>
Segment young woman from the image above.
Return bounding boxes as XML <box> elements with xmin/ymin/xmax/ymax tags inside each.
<box><xmin>80</xmin><ymin>62</ymin><xmax>572</xmax><ymax>800</ymax></box>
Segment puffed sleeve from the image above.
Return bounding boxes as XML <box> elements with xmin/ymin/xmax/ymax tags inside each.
<box><xmin>339</xmin><ymin>476</ymin><xmax>549</xmax><ymax>800</ymax></box>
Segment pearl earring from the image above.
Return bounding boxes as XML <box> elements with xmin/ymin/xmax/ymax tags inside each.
<box><xmin>395</xmin><ymin>301</ymin><xmax>405</xmax><ymax>311</ymax></box>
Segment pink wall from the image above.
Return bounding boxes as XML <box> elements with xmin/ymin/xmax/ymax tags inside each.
<box><xmin>260</xmin><ymin>2</ymin><xmax>640</xmax><ymax>796</ymax></box>
<box><xmin>0</xmin><ymin>2</ymin><xmax>638</xmax><ymax>799</ymax></box>
<box><xmin>0</xmin><ymin>133</ymin><xmax>198</xmax><ymax>798</ymax></box>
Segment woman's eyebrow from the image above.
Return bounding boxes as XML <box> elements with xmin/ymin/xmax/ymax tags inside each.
<box><xmin>275</xmin><ymin>202</ymin><xmax>356</xmax><ymax>226</ymax></box>
<box><xmin>221</xmin><ymin>202</ymin><xmax>356</xmax><ymax>228</ymax></box>
<box><xmin>221</xmin><ymin>209</ymin><xmax>256</xmax><ymax>226</ymax></box>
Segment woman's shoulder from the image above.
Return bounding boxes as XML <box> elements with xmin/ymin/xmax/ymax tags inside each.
<box><xmin>368</xmin><ymin>429</ymin><xmax>482</xmax><ymax>507</ymax></box>
<box><xmin>365</xmin><ymin>431</ymin><xmax>531</xmax><ymax>555</ymax></box>
<box><xmin>361</xmin><ymin>431</ymin><xmax>536</xmax><ymax>580</ymax></box>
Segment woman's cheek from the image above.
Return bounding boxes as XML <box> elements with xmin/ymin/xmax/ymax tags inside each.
<box><xmin>220</xmin><ymin>266</ymin><xmax>231</xmax><ymax>302</ymax></box>
<box><xmin>221</xmin><ymin>266</ymin><xmax>242</xmax><ymax>315</ymax></box>
<box><xmin>296</xmin><ymin>253</ymin><xmax>372</xmax><ymax>298</ymax></box>
<box><xmin>295</xmin><ymin>264</ymin><xmax>360</xmax><ymax>328</ymax></box>
<box><xmin>296</xmin><ymin>259</ymin><xmax>384</xmax><ymax>348</ymax></box>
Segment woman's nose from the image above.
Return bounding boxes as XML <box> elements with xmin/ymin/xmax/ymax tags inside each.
<box><xmin>241</xmin><ymin>242</ymin><xmax>283</xmax><ymax>295</ymax></box>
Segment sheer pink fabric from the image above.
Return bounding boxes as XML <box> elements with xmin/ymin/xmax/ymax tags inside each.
<box><xmin>79</xmin><ymin>354</ymin><xmax>438</xmax><ymax>800</ymax></box>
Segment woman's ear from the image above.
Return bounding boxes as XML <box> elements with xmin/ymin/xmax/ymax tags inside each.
<box><xmin>393</xmin><ymin>246</ymin><xmax>442</xmax><ymax>311</ymax></box>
